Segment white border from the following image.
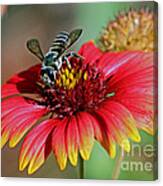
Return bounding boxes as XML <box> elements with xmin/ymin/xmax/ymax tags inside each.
<box><xmin>1</xmin><ymin>0</ymin><xmax>162</xmax><ymax>186</ymax></box>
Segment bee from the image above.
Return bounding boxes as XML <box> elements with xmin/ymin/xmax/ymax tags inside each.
<box><xmin>26</xmin><ymin>29</ymin><xmax>83</xmax><ymax>86</ymax></box>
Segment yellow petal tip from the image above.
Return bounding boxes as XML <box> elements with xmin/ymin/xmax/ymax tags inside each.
<box><xmin>69</xmin><ymin>154</ymin><xmax>78</xmax><ymax>167</ymax></box>
<box><xmin>28</xmin><ymin>167</ymin><xmax>36</xmax><ymax>175</ymax></box>
<box><xmin>9</xmin><ymin>140</ymin><xmax>17</xmax><ymax>148</ymax></box>
<box><xmin>132</xmin><ymin>132</ymin><xmax>141</xmax><ymax>142</ymax></box>
<box><xmin>80</xmin><ymin>150</ymin><xmax>90</xmax><ymax>161</ymax></box>
<box><xmin>110</xmin><ymin>151</ymin><xmax>116</xmax><ymax>159</ymax></box>
<box><xmin>109</xmin><ymin>144</ymin><xmax>116</xmax><ymax>159</ymax></box>
<box><xmin>19</xmin><ymin>164</ymin><xmax>25</xmax><ymax>172</ymax></box>
<box><xmin>59</xmin><ymin>164</ymin><xmax>66</xmax><ymax>171</ymax></box>
<box><xmin>1</xmin><ymin>132</ymin><xmax>9</xmax><ymax>148</ymax></box>
<box><xmin>122</xmin><ymin>139</ymin><xmax>131</xmax><ymax>152</ymax></box>
<box><xmin>19</xmin><ymin>158</ymin><xmax>29</xmax><ymax>172</ymax></box>
<box><xmin>58</xmin><ymin>158</ymin><xmax>67</xmax><ymax>171</ymax></box>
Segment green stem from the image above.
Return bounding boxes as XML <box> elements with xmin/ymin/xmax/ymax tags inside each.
<box><xmin>112</xmin><ymin>148</ymin><xmax>124</xmax><ymax>180</ymax></box>
<box><xmin>79</xmin><ymin>156</ymin><xmax>84</xmax><ymax>179</ymax></box>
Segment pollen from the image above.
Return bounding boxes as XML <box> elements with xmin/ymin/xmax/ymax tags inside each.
<box><xmin>83</xmin><ymin>71</ymin><xmax>88</xmax><ymax>80</ymax></box>
<box><xmin>56</xmin><ymin>65</ymin><xmax>87</xmax><ymax>90</ymax></box>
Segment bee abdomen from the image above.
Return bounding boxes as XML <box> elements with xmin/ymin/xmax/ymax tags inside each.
<box><xmin>50</xmin><ymin>31</ymin><xmax>70</xmax><ymax>53</ymax></box>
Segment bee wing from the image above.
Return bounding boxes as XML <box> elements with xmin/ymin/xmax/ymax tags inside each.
<box><xmin>26</xmin><ymin>39</ymin><xmax>44</xmax><ymax>61</ymax></box>
<box><xmin>66</xmin><ymin>29</ymin><xmax>83</xmax><ymax>49</ymax></box>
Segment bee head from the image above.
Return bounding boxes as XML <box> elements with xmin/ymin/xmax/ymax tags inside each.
<box><xmin>41</xmin><ymin>66</ymin><xmax>56</xmax><ymax>87</ymax></box>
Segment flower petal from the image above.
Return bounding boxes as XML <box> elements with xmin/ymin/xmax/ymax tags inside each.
<box><xmin>7</xmin><ymin>64</ymin><xmax>41</xmax><ymax>84</ymax></box>
<box><xmin>95</xmin><ymin>108</ymin><xmax>131</xmax><ymax>152</ymax></box>
<box><xmin>9</xmin><ymin>113</ymin><xmax>44</xmax><ymax>148</ymax></box>
<box><xmin>102</xmin><ymin>100</ymin><xmax>141</xmax><ymax>142</ymax></box>
<box><xmin>2</xmin><ymin>64</ymin><xmax>41</xmax><ymax>99</ymax></box>
<box><xmin>2</xmin><ymin>99</ymin><xmax>45</xmax><ymax>131</ymax></box>
<box><xmin>1</xmin><ymin>97</ymin><xmax>47</xmax><ymax>148</ymax></box>
<box><xmin>2</xmin><ymin>84</ymin><xmax>20</xmax><ymax>99</ymax></box>
<box><xmin>2</xmin><ymin>97</ymin><xmax>29</xmax><ymax>119</ymax></box>
<box><xmin>78</xmin><ymin>41</ymin><xmax>102</xmax><ymax>65</ymax></box>
<box><xmin>52</xmin><ymin>118</ymin><xmax>68</xmax><ymax>170</ymax></box>
<box><xmin>98</xmin><ymin>51</ymin><xmax>152</xmax><ymax>78</ymax></box>
<box><xmin>85</xmin><ymin>112</ymin><xmax>116</xmax><ymax>158</ymax></box>
<box><xmin>66</xmin><ymin>116</ymin><xmax>79</xmax><ymax>166</ymax></box>
<box><xmin>101</xmin><ymin>51</ymin><xmax>155</xmax><ymax>135</ymax></box>
<box><xmin>88</xmin><ymin>113</ymin><xmax>103</xmax><ymax>142</ymax></box>
<box><xmin>19</xmin><ymin>119</ymin><xmax>56</xmax><ymax>174</ymax></box>
<box><xmin>76</xmin><ymin>112</ymin><xmax>94</xmax><ymax>160</ymax></box>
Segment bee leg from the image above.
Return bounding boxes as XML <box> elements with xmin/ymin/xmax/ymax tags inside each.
<box><xmin>36</xmin><ymin>81</ymin><xmax>46</xmax><ymax>89</ymax></box>
<box><xmin>62</xmin><ymin>55</ymin><xmax>71</xmax><ymax>69</ymax></box>
<box><xmin>63</xmin><ymin>52</ymin><xmax>84</xmax><ymax>69</ymax></box>
<box><xmin>73</xmin><ymin>52</ymin><xmax>84</xmax><ymax>60</ymax></box>
<box><xmin>65</xmin><ymin>51</ymin><xmax>84</xmax><ymax>60</ymax></box>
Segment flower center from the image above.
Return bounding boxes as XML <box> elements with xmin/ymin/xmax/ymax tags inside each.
<box><xmin>55</xmin><ymin>59</ymin><xmax>88</xmax><ymax>90</ymax></box>
<box><xmin>39</xmin><ymin>57</ymin><xmax>110</xmax><ymax>118</ymax></box>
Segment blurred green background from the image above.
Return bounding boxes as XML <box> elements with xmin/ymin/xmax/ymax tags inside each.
<box><xmin>1</xmin><ymin>1</ymin><xmax>157</xmax><ymax>180</ymax></box>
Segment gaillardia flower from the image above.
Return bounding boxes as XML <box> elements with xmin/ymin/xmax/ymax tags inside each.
<box><xmin>99</xmin><ymin>8</ymin><xmax>155</xmax><ymax>52</ymax></box>
<box><xmin>1</xmin><ymin>41</ymin><xmax>155</xmax><ymax>174</ymax></box>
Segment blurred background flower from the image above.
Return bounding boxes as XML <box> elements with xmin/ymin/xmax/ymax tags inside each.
<box><xmin>99</xmin><ymin>8</ymin><xmax>156</xmax><ymax>52</ymax></box>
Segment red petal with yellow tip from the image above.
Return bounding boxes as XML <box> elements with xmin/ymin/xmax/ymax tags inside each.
<box><xmin>95</xmin><ymin>107</ymin><xmax>131</xmax><ymax>152</ymax></box>
<box><xmin>1</xmin><ymin>100</ymin><xmax>47</xmax><ymax>148</ymax></box>
<box><xmin>76</xmin><ymin>112</ymin><xmax>94</xmax><ymax>160</ymax></box>
<box><xmin>102</xmin><ymin>101</ymin><xmax>141</xmax><ymax>142</ymax></box>
<box><xmin>19</xmin><ymin>119</ymin><xmax>56</xmax><ymax>174</ymax></box>
<box><xmin>52</xmin><ymin>118</ymin><xmax>68</xmax><ymax>170</ymax></box>
<box><xmin>2</xmin><ymin>97</ymin><xmax>30</xmax><ymax>118</ymax></box>
<box><xmin>66</xmin><ymin>116</ymin><xmax>79</xmax><ymax>166</ymax></box>
<box><xmin>90</xmin><ymin>112</ymin><xmax>116</xmax><ymax>158</ymax></box>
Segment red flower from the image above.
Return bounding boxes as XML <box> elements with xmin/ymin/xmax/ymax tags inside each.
<box><xmin>1</xmin><ymin>41</ymin><xmax>155</xmax><ymax>174</ymax></box>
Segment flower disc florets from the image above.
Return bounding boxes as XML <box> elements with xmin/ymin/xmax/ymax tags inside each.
<box><xmin>39</xmin><ymin>58</ymin><xmax>108</xmax><ymax>118</ymax></box>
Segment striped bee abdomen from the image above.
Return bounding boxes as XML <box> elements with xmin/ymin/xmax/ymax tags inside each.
<box><xmin>50</xmin><ymin>31</ymin><xmax>70</xmax><ymax>55</ymax></box>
